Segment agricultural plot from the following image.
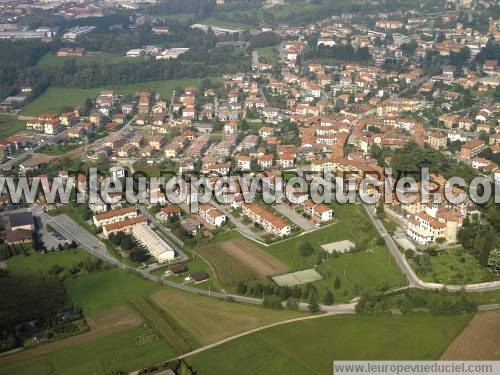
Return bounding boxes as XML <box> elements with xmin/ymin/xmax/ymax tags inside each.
<box><xmin>441</xmin><ymin>311</ymin><xmax>500</xmax><ymax>360</ymax></box>
<box><xmin>150</xmin><ymin>287</ymin><xmax>304</xmax><ymax>346</ymax></box>
<box><xmin>272</xmin><ymin>269</ymin><xmax>323</xmax><ymax>287</ymax></box>
<box><xmin>0</xmin><ymin>326</ymin><xmax>174</xmax><ymax>375</ymax></box>
<box><xmin>0</xmin><ymin>306</ymin><xmax>141</xmax><ymax>369</ymax></box>
<box><xmin>64</xmin><ymin>269</ymin><xmax>161</xmax><ymax>316</ymax></box>
<box><xmin>186</xmin><ymin>313</ymin><xmax>473</xmax><ymax>375</ymax></box>
<box><xmin>131</xmin><ymin>297</ymin><xmax>193</xmax><ymax>354</ymax></box>
<box><xmin>197</xmin><ymin>244</ymin><xmax>257</xmax><ymax>286</ymax></box>
<box><xmin>217</xmin><ymin>239</ymin><xmax>288</xmax><ymax>277</ymax></box>
<box><xmin>0</xmin><ymin>114</ymin><xmax>25</xmax><ymax>139</ymax></box>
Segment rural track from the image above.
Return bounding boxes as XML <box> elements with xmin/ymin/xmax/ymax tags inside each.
<box><xmin>171</xmin><ymin>305</ymin><xmax>356</xmax><ymax>361</ymax></box>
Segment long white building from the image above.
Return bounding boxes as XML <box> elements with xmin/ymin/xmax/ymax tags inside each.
<box><xmin>132</xmin><ymin>224</ymin><xmax>175</xmax><ymax>262</ymax></box>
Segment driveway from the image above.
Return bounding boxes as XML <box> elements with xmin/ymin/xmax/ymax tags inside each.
<box><xmin>272</xmin><ymin>203</ymin><xmax>315</xmax><ymax>231</ymax></box>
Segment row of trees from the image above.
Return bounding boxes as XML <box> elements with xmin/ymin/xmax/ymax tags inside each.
<box><xmin>356</xmin><ymin>289</ymin><xmax>477</xmax><ymax>315</ymax></box>
<box><xmin>302</xmin><ymin>44</ymin><xmax>371</xmax><ymax>63</ymax></box>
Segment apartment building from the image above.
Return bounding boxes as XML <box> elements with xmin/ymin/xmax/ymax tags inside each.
<box><xmin>93</xmin><ymin>206</ymin><xmax>137</xmax><ymax>227</ymax></box>
<box><xmin>460</xmin><ymin>139</ymin><xmax>486</xmax><ymax>159</ymax></box>
<box><xmin>242</xmin><ymin>203</ymin><xmax>291</xmax><ymax>237</ymax></box>
<box><xmin>198</xmin><ymin>204</ymin><xmax>227</xmax><ymax>227</ymax></box>
<box><xmin>102</xmin><ymin>215</ymin><xmax>147</xmax><ymax>238</ymax></box>
<box><xmin>303</xmin><ymin>199</ymin><xmax>333</xmax><ymax>222</ymax></box>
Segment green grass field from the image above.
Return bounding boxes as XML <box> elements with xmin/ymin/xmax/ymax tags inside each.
<box><xmin>418</xmin><ymin>248</ymin><xmax>495</xmax><ymax>285</ymax></box>
<box><xmin>187</xmin><ymin>313</ymin><xmax>472</xmax><ymax>375</ymax></box>
<box><xmin>0</xmin><ymin>326</ymin><xmax>174</xmax><ymax>375</ymax></box>
<box><xmin>261</xmin><ymin>203</ymin><xmax>406</xmax><ymax>300</ymax></box>
<box><xmin>201</xmin><ymin>17</ymin><xmax>252</xmax><ymax>30</ymax></box>
<box><xmin>0</xmin><ymin>114</ymin><xmax>25</xmax><ymax>139</ymax></box>
<box><xmin>37</xmin><ymin>52</ymin><xmax>133</xmax><ymax>68</ymax></box>
<box><xmin>5</xmin><ymin>249</ymin><xmax>88</xmax><ymax>277</ymax></box>
<box><xmin>256</xmin><ymin>45</ymin><xmax>279</xmax><ymax>64</ymax></box>
<box><xmin>64</xmin><ymin>269</ymin><xmax>161</xmax><ymax>316</ymax></box>
<box><xmin>150</xmin><ymin>287</ymin><xmax>304</xmax><ymax>346</ymax></box>
<box><xmin>38</xmin><ymin>142</ymin><xmax>81</xmax><ymax>155</ymax></box>
<box><xmin>21</xmin><ymin>77</ymin><xmax>221</xmax><ymax>116</ymax></box>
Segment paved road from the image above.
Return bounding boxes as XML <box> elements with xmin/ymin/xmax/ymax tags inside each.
<box><xmin>363</xmin><ymin>203</ymin><xmax>500</xmax><ymax>292</ymax></box>
<box><xmin>363</xmin><ymin>203</ymin><xmax>420</xmax><ymax>288</ymax></box>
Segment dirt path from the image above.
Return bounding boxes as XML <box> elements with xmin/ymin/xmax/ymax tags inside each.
<box><xmin>217</xmin><ymin>239</ymin><xmax>288</xmax><ymax>277</ymax></box>
<box><xmin>174</xmin><ymin>303</ymin><xmax>356</xmax><ymax>361</ymax></box>
<box><xmin>0</xmin><ymin>306</ymin><xmax>141</xmax><ymax>367</ymax></box>
<box><xmin>440</xmin><ymin>310</ymin><xmax>500</xmax><ymax>360</ymax></box>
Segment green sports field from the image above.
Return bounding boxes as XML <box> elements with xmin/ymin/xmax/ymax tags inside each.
<box><xmin>186</xmin><ymin>313</ymin><xmax>473</xmax><ymax>375</ymax></box>
<box><xmin>37</xmin><ymin>52</ymin><xmax>132</xmax><ymax>68</ymax></box>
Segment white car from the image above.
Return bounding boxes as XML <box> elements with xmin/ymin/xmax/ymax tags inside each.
<box><xmin>184</xmin><ymin>275</ymin><xmax>192</xmax><ymax>281</ymax></box>
<box><xmin>164</xmin><ymin>270</ymin><xmax>172</xmax><ymax>277</ymax></box>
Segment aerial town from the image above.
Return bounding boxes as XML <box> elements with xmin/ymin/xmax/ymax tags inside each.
<box><xmin>0</xmin><ymin>0</ymin><xmax>499</xmax><ymax>374</ymax></box>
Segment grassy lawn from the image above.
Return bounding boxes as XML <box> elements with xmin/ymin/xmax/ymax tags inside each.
<box><xmin>256</xmin><ymin>45</ymin><xmax>279</xmax><ymax>64</ymax></box>
<box><xmin>186</xmin><ymin>313</ymin><xmax>473</xmax><ymax>375</ymax></box>
<box><xmin>0</xmin><ymin>114</ymin><xmax>25</xmax><ymax>139</ymax></box>
<box><xmin>0</xmin><ymin>326</ymin><xmax>174</xmax><ymax>375</ymax></box>
<box><xmin>467</xmin><ymin>289</ymin><xmax>500</xmax><ymax>305</ymax></box>
<box><xmin>150</xmin><ymin>287</ymin><xmax>305</xmax><ymax>346</ymax></box>
<box><xmin>21</xmin><ymin>76</ymin><xmax>222</xmax><ymax>116</ymax></box>
<box><xmin>4</xmin><ymin>249</ymin><xmax>88</xmax><ymax>277</ymax></box>
<box><xmin>64</xmin><ymin>269</ymin><xmax>161</xmax><ymax>316</ymax></box>
<box><xmin>417</xmin><ymin>248</ymin><xmax>495</xmax><ymax>285</ymax></box>
<box><xmin>262</xmin><ymin>203</ymin><xmax>406</xmax><ymax>300</ymax></box>
<box><xmin>201</xmin><ymin>17</ymin><xmax>252</xmax><ymax>30</ymax></box>
<box><xmin>37</xmin><ymin>52</ymin><xmax>133</xmax><ymax>68</ymax></box>
<box><xmin>201</xmin><ymin>204</ymin><xmax>406</xmax><ymax>302</ymax></box>
<box><xmin>38</xmin><ymin>142</ymin><xmax>81</xmax><ymax>156</ymax></box>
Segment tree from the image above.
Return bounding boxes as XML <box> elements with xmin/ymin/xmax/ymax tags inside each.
<box><xmin>129</xmin><ymin>247</ymin><xmax>148</xmax><ymax>263</ymax></box>
<box><xmin>307</xmin><ymin>290</ymin><xmax>319</xmax><ymax>313</ymax></box>
<box><xmin>120</xmin><ymin>236</ymin><xmax>133</xmax><ymax>251</ymax></box>
<box><xmin>334</xmin><ymin>276</ymin><xmax>341</xmax><ymax>289</ymax></box>
<box><xmin>323</xmin><ymin>290</ymin><xmax>334</xmax><ymax>305</ymax></box>
<box><xmin>299</xmin><ymin>241</ymin><xmax>314</xmax><ymax>257</ymax></box>
<box><xmin>487</xmin><ymin>249</ymin><xmax>500</xmax><ymax>274</ymax></box>
<box><xmin>263</xmin><ymin>295</ymin><xmax>282</xmax><ymax>310</ymax></box>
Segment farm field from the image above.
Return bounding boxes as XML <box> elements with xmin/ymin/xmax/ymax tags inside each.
<box><xmin>0</xmin><ymin>325</ymin><xmax>173</xmax><ymax>375</ymax></box>
<box><xmin>37</xmin><ymin>52</ymin><xmax>133</xmax><ymax>68</ymax></box>
<box><xmin>197</xmin><ymin>243</ymin><xmax>257</xmax><ymax>286</ymax></box>
<box><xmin>186</xmin><ymin>313</ymin><xmax>473</xmax><ymax>375</ymax></box>
<box><xmin>217</xmin><ymin>239</ymin><xmax>288</xmax><ymax>277</ymax></box>
<box><xmin>199</xmin><ymin>204</ymin><xmax>405</xmax><ymax>301</ymax></box>
<box><xmin>4</xmin><ymin>249</ymin><xmax>89</xmax><ymax>277</ymax></box>
<box><xmin>149</xmin><ymin>287</ymin><xmax>305</xmax><ymax>346</ymax></box>
<box><xmin>214</xmin><ymin>203</ymin><xmax>406</xmax><ymax>301</ymax></box>
<box><xmin>440</xmin><ymin>310</ymin><xmax>500</xmax><ymax>360</ymax></box>
<box><xmin>21</xmin><ymin>76</ymin><xmax>221</xmax><ymax>116</ymax></box>
<box><xmin>0</xmin><ymin>306</ymin><xmax>141</xmax><ymax>369</ymax></box>
<box><xmin>0</xmin><ymin>114</ymin><xmax>25</xmax><ymax>138</ymax></box>
<box><xmin>64</xmin><ymin>268</ymin><xmax>161</xmax><ymax>316</ymax></box>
